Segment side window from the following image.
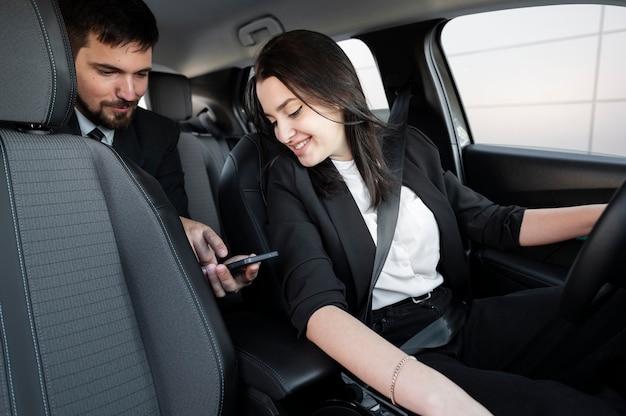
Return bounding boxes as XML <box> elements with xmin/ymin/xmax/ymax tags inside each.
<box><xmin>441</xmin><ymin>5</ymin><xmax>626</xmax><ymax>157</ymax></box>
<box><xmin>339</xmin><ymin>39</ymin><xmax>390</xmax><ymax>121</ymax></box>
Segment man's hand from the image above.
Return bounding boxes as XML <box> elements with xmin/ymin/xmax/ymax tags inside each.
<box><xmin>180</xmin><ymin>216</ymin><xmax>258</xmax><ymax>297</ymax></box>
<box><xmin>180</xmin><ymin>216</ymin><xmax>228</xmax><ymax>264</ymax></box>
<box><xmin>202</xmin><ymin>256</ymin><xmax>259</xmax><ymax>298</ymax></box>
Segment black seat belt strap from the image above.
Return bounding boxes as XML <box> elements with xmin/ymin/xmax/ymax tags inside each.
<box><xmin>361</xmin><ymin>83</ymin><xmax>468</xmax><ymax>353</ymax></box>
<box><xmin>400</xmin><ymin>301</ymin><xmax>468</xmax><ymax>355</ymax></box>
<box><xmin>361</xmin><ymin>85</ymin><xmax>410</xmax><ymax>323</ymax></box>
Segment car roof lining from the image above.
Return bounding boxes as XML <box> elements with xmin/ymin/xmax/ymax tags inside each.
<box><xmin>149</xmin><ymin>0</ymin><xmax>626</xmax><ymax>77</ymax></box>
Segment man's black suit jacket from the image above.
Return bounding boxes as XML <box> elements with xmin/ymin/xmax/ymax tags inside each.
<box><xmin>61</xmin><ymin>108</ymin><xmax>189</xmax><ymax>217</ymax></box>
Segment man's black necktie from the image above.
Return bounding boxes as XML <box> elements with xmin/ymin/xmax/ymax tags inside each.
<box><xmin>87</xmin><ymin>128</ymin><xmax>105</xmax><ymax>142</ymax></box>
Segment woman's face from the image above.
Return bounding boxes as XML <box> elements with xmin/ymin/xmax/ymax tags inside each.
<box><xmin>256</xmin><ymin>76</ymin><xmax>352</xmax><ymax>167</ymax></box>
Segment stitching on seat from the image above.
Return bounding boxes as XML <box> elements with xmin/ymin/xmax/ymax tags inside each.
<box><xmin>1</xmin><ymin>139</ymin><xmax>50</xmax><ymax>415</ymax></box>
<box><xmin>30</xmin><ymin>1</ymin><xmax>58</xmax><ymax>126</ymax></box>
<box><xmin>0</xmin><ymin>142</ymin><xmax>18</xmax><ymax>414</ymax></box>
<box><xmin>235</xmin><ymin>348</ymin><xmax>288</xmax><ymax>396</ymax></box>
<box><xmin>0</xmin><ymin>305</ymin><xmax>18</xmax><ymax>415</ymax></box>
<box><xmin>51</xmin><ymin>0</ymin><xmax>77</xmax><ymax>125</ymax></box>
<box><xmin>104</xmin><ymin>147</ymin><xmax>227</xmax><ymax>415</ymax></box>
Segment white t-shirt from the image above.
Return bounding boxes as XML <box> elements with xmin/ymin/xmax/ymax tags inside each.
<box><xmin>332</xmin><ymin>159</ymin><xmax>444</xmax><ymax>310</ymax></box>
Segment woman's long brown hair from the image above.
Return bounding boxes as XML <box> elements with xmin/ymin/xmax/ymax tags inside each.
<box><xmin>245</xmin><ymin>30</ymin><xmax>394</xmax><ymax>207</ymax></box>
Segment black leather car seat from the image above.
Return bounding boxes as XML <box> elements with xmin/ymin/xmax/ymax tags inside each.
<box><xmin>218</xmin><ymin>133</ymin><xmax>347</xmax><ymax>403</ymax></box>
<box><xmin>147</xmin><ymin>70</ymin><xmax>353</xmax><ymax>414</ymax></box>
<box><xmin>218</xmin><ymin>134</ymin><xmax>288</xmax><ymax>316</ymax></box>
<box><xmin>0</xmin><ymin>1</ymin><xmax>237</xmax><ymax>414</ymax></box>
<box><xmin>217</xmin><ymin>126</ymin><xmax>420</xmax><ymax>416</ymax></box>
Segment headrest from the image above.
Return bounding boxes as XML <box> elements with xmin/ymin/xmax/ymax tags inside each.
<box><xmin>147</xmin><ymin>72</ymin><xmax>193</xmax><ymax>122</ymax></box>
<box><xmin>0</xmin><ymin>0</ymin><xmax>76</xmax><ymax>129</ymax></box>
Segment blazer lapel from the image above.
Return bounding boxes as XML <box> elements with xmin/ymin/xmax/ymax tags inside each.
<box><xmin>57</xmin><ymin>112</ymin><xmax>80</xmax><ymax>135</ymax></box>
<box><xmin>112</xmin><ymin>123</ymin><xmax>145</xmax><ymax>168</ymax></box>
<box><xmin>403</xmin><ymin>164</ymin><xmax>471</xmax><ymax>295</ymax></box>
<box><xmin>321</xmin><ymin>184</ymin><xmax>376</xmax><ymax>306</ymax></box>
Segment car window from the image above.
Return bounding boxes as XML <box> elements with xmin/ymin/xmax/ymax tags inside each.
<box><xmin>339</xmin><ymin>38</ymin><xmax>390</xmax><ymax>121</ymax></box>
<box><xmin>241</xmin><ymin>38</ymin><xmax>389</xmax><ymax>127</ymax></box>
<box><xmin>441</xmin><ymin>4</ymin><xmax>626</xmax><ymax>157</ymax></box>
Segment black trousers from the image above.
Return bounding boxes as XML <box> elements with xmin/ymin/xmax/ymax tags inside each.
<box><xmin>370</xmin><ymin>285</ymin><xmax>626</xmax><ymax>415</ymax></box>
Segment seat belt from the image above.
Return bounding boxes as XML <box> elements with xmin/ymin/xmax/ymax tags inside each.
<box><xmin>363</xmin><ymin>83</ymin><xmax>467</xmax><ymax>355</ymax></box>
<box><xmin>369</xmin><ymin>85</ymin><xmax>410</xmax><ymax>296</ymax></box>
<box><xmin>399</xmin><ymin>299</ymin><xmax>467</xmax><ymax>355</ymax></box>
<box><xmin>357</xmin><ymin>85</ymin><xmax>410</xmax><ymax>325</ymax></box>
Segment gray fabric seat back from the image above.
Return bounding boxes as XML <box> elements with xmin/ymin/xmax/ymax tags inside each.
<box><xmin>147</xmin><ymin>72</ymin><xmax>231</xmax><ymax>234</ymax></box>
<box><xmin>176</xmin><ymin>133</ymin><xmax>224</xmax><ymax>232</ymax></box>
<box><xmin>0</xmin><ymin>1</ymin><xmax>237</xmax><ymax>415</ymax></box>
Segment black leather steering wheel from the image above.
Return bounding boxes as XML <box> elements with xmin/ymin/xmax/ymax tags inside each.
<box><xmin>560</xmin><ymin>180</ymin><xmax>626</xmax><ymax>322</ymax></box>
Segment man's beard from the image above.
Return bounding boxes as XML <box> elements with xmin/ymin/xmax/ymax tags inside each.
<box><xmin>76</xmin><ymin>95</ymin><xmax>138</xmax><ymax>130</ymax></box>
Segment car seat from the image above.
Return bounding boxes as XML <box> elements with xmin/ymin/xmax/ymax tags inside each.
<box><xmin>147</xmin><ymin>71</ymin><xmax>230</xmax><ymax>233</ymax></box>
<box><xmin>219</xmin><ymin>133</ymin><xmax>418</xmax><ymax>415</ymax></box>
<box><xmin>218</xmin><ymin>134</ymin><xmax>289</xmax><ymax>317</ymax></box>
<box><xmin>147</xmin><ymin>63</ymin><xmax>378</xmax><ymax>416</ymax></box>
<box><xmin>0</xmin><ymin>1</ymin><xmax>238</xmax><ymax>414</ymax></box>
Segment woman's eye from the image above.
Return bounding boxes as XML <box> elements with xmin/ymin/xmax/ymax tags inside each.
<box><xmin>288</xmin><ymin>106</ymin><xmax>302</xmax><ymax>118</ymax></box>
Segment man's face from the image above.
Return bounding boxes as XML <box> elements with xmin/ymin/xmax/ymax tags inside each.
<box><xmin>74</xmin><ymin>33</ymin><xmax>152</xmax><ymax>130</ymax></box>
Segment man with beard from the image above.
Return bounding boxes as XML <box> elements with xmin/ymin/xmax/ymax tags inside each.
<box><xmin>58</xmin><ymin>0</ymin><xmax>257</xmax><ymax>297</ymax></box>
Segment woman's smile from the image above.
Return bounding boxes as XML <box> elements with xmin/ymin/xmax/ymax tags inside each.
<box><xmin>293</xmin><ymin>138</ymin><xmax>309</xmax><ymax>150</ymax></box>
<box><xmin>256</xmin><ymin>76</ymin><xmax>352</xmax><ymax>166</ymax></box>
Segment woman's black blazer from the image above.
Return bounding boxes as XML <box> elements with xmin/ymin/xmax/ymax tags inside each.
<box><xmin>267</xmin><ymin>127</ymin><xmax>525</xmax><ymax>335</ymax></box>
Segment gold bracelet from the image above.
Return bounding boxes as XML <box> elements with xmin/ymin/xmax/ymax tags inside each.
<box><xmin>390</xmin><ymin>355</ymin><xmax>416</xmax><ymax>406</ymax></box>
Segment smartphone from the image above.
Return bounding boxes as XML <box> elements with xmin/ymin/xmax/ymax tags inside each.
<box><xmin>225</xmin><ymin>251</ymin><xmax>279</xmax><ymax>273</ymax></box>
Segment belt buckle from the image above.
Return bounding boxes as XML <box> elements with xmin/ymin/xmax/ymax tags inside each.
<box><xmin>411</xmin><ymin>291</ymin><xmax>432</xmax><ymax>304</ymax></box>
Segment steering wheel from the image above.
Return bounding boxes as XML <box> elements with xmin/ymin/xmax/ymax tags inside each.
<box><xmin>560</xmin><ymin>180</ymin><xmax>626</xmax><ymax>322</ymax></box>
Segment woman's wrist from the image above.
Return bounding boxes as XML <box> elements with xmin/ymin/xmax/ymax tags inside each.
<box><xmin>390</xmin><ymin>355</ymin><xmax>416</xmax><ymax>405</ymax></box>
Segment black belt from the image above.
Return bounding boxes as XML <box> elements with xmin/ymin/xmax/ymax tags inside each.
<box><xmin>387</xmin><ymin>286</ymin><xmax>441</xmax><ymax>309</ymax></box>
<box><xmin>409</xmin><ymin>291</ymin><xmax>432</xmax><ymax>304</ymax></box>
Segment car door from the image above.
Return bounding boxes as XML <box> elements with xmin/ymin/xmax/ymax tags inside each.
<box><xmin>359</xmin><ymin>4</ymin><xmax>626</xmax><ymax>297</ymax></box>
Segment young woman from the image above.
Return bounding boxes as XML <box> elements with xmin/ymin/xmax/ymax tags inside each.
<box><xmin>245</xmin><ymin>29</ymin><xmax>626</xmax><ymax>415</ymax></box>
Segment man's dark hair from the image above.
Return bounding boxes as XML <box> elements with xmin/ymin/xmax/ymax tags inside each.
<box><xmin>59</xmin><ymin>0</ymin><xmax>159</xmax><ymax>58</ymax></box>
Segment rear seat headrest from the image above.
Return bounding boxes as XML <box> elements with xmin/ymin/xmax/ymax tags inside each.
<box><xmin>0</xmin><ymin>0</ymin><xmax>76</xmax><ymax>128</ymax></box>
<box><xmin>147</xmin><ymin>72</ymin><xmax>193</xmax><ymax>122</ymax></box>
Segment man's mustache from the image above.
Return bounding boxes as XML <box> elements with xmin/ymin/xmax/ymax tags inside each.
<box><xmin>103</xmin><ymin>100</ymin><xmax>138</xmax><ymax>109</ymax></box>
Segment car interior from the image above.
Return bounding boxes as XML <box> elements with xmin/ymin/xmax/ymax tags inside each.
<box><xmin>2</xmin><ymin>0</ymin><xmax>626</xmax><ymax>415</ymax></box>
